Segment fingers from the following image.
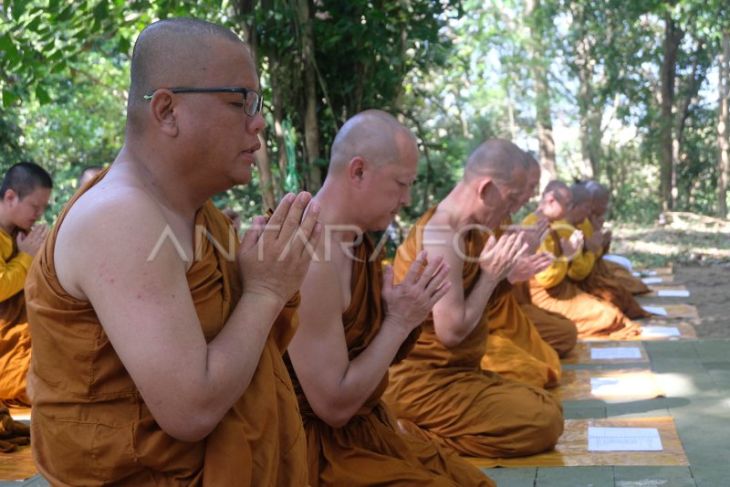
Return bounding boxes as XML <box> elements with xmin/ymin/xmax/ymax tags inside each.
<box><xmin>423</xmin><ymin>258</ymin><xmax>449</xmax><ymax>295</ymax></box>
<box><xmin>277</xmin><ymin>192</ymin><xmax>312</xmax><ymax>243</ymax></box>
<box><xmin>240</xmin><ymin>215</ymin><xmax>267</xmax><ymax>252</ymax></box>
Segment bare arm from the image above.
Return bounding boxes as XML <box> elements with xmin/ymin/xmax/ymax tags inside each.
<box><xmin>56</xmin><ymin>192</ymin><xmax>320</xmax><ymax>441</ymax></box>
<box><xmin>287</xmin><ymin>251</ymin><xmax>449</xmax><ymax>427</ymax></box>
<box><xmin>427</xmin><ymin>227</ymin><xmax>527</xmax><ymax>348</ymax></box>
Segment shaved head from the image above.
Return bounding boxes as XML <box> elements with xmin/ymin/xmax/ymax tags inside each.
<box><xmin>542</xmin><ymin>180</ymin><xmax>569</xmax><ymax>200</ymax></box>
<box><xmin>585</xmin><ymin>180</ymin><xmax>610</xmax><ymax>217</ymax></box>
<box><xmin>328</xmin><ymin>110</ymin><xmax>417</xmax><ymax>173</ymax></box>
<box><xmin>570</xmin><ymin>182</ymin><xmax>591</xmax><ymax>206</ymax></box>
<box><xmin>464</xmin><ymin>139</ymin><xmax>524</xmax><ymax>186</ymax></box>
<box><xmin>127</xmin><ymin>18</ymin><xmax>249</xmax><ymax>131</ymax></box>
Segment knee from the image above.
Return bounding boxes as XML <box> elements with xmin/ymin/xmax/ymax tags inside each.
<box><xmin>555</xmin><ymin>323</ymin><xmax>578</xmax><ymax>357</ymax></box>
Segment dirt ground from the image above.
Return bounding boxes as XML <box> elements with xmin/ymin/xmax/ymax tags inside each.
<box><xmin>675</xmin><ymin>263</ymin><xmax>730</xmax><ymax>338</ymax></box>
<box><xmin>610</xmin><ymin>211</ymin><xmax>730</xmax><ymax>339</ymax></box>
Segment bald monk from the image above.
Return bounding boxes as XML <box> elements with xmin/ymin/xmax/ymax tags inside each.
<box><xmin>510</xmin><ymin>154</ymin><xmax>577</xmax><ymax>357</ymax></box>
<box><xmin>583</xmin><ymin>181</ymin><xmax>651</xmax><ymax>296</ymax></box>
<box><xmin>24</xmin><ymin>18</ymin><xmax>319</xmax><ymax>485</ymax></box>
<box><xmin>573</xmin><ymin>182</ymin><xmax>650</xmax><ymax>319</ymax></box>
<box><xmin>384</xmin><ymin>139</ymin><xmax>564</xmax><ymax>459</ymax></box>
<box><xmin>521</xmin><ymin>181</ymin><xmax>641</xmax><ymax>339</ymax></box>
<box><xmin>0</xmin><ymin>162</ymin><xmax>51</xmax><ymax>407</ymax></box>
<box><xmin>286</xmin><ymin>110</ymin><xmax>492</xmax><ymax>486</ymax></box>
<box><xmin>478</xmin><ymin>151</ymin><xmax>562</xmax><ymax>389</ymax></box>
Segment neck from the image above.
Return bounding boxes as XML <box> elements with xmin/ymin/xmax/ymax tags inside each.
<box><xmin>0</xmin><ymin>207</ymin><xmax>16</xmax><ymax>235</ymax></box>
<box><xmin>115</xmin><ymin>143</ymin><xmax>211</xmax><ymax>218</ymax></box>
<box><xmin>314</xmin><ymin>178</ymin><xmax>363</xmax><ymax>244</ymax></box>
<box><xmin>438</xmin><ymin>182</ymin><xmax>484</xmax><ymax>229</ymax></box>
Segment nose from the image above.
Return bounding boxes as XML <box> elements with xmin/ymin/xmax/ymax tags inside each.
<box><xmin>402</xmin><ymin>187</ymin><xmax>412</xmax><ymax>207</ymax></box>
<box><xmin>247</xmin><ymin>111</ymin><xmax>265</xmax><ymax>134</ymax></box>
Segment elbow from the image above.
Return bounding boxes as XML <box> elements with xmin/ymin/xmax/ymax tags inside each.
<box><xmin>158</xmin><ymin>416</ymin><xmax>217</xmax><ymax>442</ymax></box>
<box><xmin>311</xmin><ymin>403</ymin><xmax>355</xmax><ymax>428</ymax></box>
<box><xmin>150</xmin><ymin>397</ymin><xmax>222</xmax><ymax>442</ymax></box>
<box><xmin>435</xmin><ymin>326</ymin><xmax>467</xmax><ymax>349</ymax></box>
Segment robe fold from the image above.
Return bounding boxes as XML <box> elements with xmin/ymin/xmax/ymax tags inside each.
<box><xmin>0</xmin><ymin>229</ymin><xmax>33</xmax><ymax>407</ymax></box>
<box><xmin>286</xmin><ymin>236</ymin><xmax>493</xmax><ymax>486</ymax></box>
<box><xmin>384</xmin><ymin>210</ymin><xmax>564</xmax><ymax>458</ymax></box>
<box><xmin>25</xmin><ymin>174</ymin><xmax>307</xmax><ymax>486</ymax></box>
<box><xmin>603</xmin><ymin>260</ymin><xmax>652</xmax><ymax>295</ymax></box>
<box><xmin>522</xmin><ymin>213</ymin><xmax>641</xmax><ymax>339</ymax></box>
<box><xmin>513</xmin><ymin>282</ymin><xmax>577</xmax><ymax>357</ymax></box>
<box><xmin>0</xmin><ymin>403</ymin><xmax>29</xmax><ymax>453</ymax></box>
<box><xmin>576</xmin><ymin>219</ymin><xmax>650</xmax><ymax>319</ymax></box>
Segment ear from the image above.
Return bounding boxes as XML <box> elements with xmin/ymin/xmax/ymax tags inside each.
<box><xmin>3</xmin><ymin>189</ymin><xmax>18</xmax><ymax>206</ymax></box>
<box><xmin>477</xmin><ymin>178</ymin><xmax>493</xmax><ymax>202</ymax></box>
<box><xmin>149</xmin><ymin>90</ymin><xmax>179</xmax><ymax>137</ymax></box>
<box><xmin>347</xmin><ymin>156</ymin><xmax>366</xmax><ymax>187</ymax></box>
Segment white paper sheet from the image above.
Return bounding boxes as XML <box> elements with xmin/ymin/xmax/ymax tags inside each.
<box><xmin>588</xmin><ymin>427</ymin><xmax>663</xmax><ymax>451</ymax></box>
<box><xmin>641</xmin><ymin>326</ymin><xmax>681</xmax><ymax>337</ymax></box>
<box><xmin>642</xmin><ymin>277</ymin><xmax>664</xmax><ymax>284</ymax></box>
<box><xmin>656</xmin><ymin>289</ymin><xmax>690</xmax><ymax>298</ymax></box>
<box><xmin>590</xmin><ymin>347</ymin><xmax>643</xmax><ymax>360</ymax></box>
<box><xmin>642</xmin><ymin>305</ymin><xmax>668</xmax><ymax>316</ymax></box>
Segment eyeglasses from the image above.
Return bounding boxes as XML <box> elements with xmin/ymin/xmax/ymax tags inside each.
<box><xmin>143</xmin><ymin>87</ymin><xmax>263</xmax><ymax>117</ymax></box>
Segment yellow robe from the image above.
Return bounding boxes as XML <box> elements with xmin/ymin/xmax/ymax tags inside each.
<box><xmin>286</xmin><ymin>237</ymin><xmax>494</xmax><ymax>486</ymax></box>
<box><xmin>384</xmin><ymin>210</ymin><xmax>564</xmax><ymax>458</ymax></box>
<box><xmin>0</xmin><ymin>228</ymin><xmax>34</xmax><ymax>406</ymax></box>
<box><xmin>25</xmin><ymin>176</ymin><xmax>307</xmax><ymax>486</ymax></box>
<box><xmin>522</xmin><ymin>213</ymin><xmax>640</xmax><ymax>339</ymax></box>
<box><xmin>473</xmin><ymin>215</ymin><xmax>562</xmax><ymax>388</ymax></box>
<box><xmin>576</xmin><ymin>219</ymin><xmax>650</xmax><ymax>319</ymax></box>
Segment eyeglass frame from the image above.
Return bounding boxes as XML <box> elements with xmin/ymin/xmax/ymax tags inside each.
<box><xmin>143</xmin><ymin>86</ymin><xmax>264</xmax><ymax>117</ymax></box>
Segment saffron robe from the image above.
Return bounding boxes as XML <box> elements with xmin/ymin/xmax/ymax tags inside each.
<box><xmin>521</xmin><ymin>213</ymin><xmax>640</xmax><ymax>339</ymax></box>
<box><xmin>576</xmin><ymin>219</ymin><xmax>650</xmax><ymax>319</ymax></box>
<box><xmin>384</xmin><ymin>210</ymin><xmax>564</xmax><ymax>458</ymax></box>
<box><xmin>286</xmin><ymin>237</ymin><xmax>494</xmax><ymax>486</ymax></box>
<box><xmin>513</xmin><ymin>282</ymin><xmax>577</xmax><ymax>357</ymax></box>
<box><xmin>25</xmin><ymin>176</ymin><xmax>307</xmax><ymax>486</ymax></box>
<box><xmin>0</xmin><ymin>228</ymin><xmax>34</xmax><ymax>406</ymax></box>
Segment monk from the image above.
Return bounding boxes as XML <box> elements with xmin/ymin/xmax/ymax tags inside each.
<box><xmin>24</xmin><ymin>18</ymin><xmax>319</xmax><ymax>485</ymax></box>
<box><xmin>584</xmin><ymin>181</ymin><xmax>651</xmax><ymax>296</ymax></box>
<box><xmin>521</xmin><ymin>181</ymin><xmax>641</xmax><ymax>339</ymax></box>
<box><xmin>0</xmin><ymin>162</ymin><xmax>51</xmax><ymax>407</ymax></box>
<box><xmin>286</xmin><ymin>110</ymin><xmax>492</xmax><ymax>486</ymax></box>
<box><xmin>478</xmin><ymin>152</ymin><xmax>562</xmax><ymax>389</ymax></box>
<box><xmin>510</xmin><ymin>154</ymin><xmax>578</xmax><ymax>357</ymax></box>
<box><xmin>573</xmin><ymin>182</ymin><xmax>650</xmax><ymax>318</ymax></box>
<box><xmin>384</xmin><ymin>139</ymin><xmax>564</xmax><ymax>459</ymax></box>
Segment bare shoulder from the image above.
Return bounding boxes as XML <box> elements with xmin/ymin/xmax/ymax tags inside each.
<box><xmin>54</xmin><ymin>179</ymin><xmax>176</xmax><ymax>300</ymax></box>
<box><xmin>299</xmin><ymin>254</ymin><xmax>344</xmax><ymax>316</ymax></box>
<box><xmin>422</xmin><ymin>210</ymin><xmax>460</xmax><ymax>264</ymax></box>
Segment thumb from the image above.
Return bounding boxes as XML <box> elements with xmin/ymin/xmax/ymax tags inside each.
<box><xmin>240</xmin><ymin>215</ymin><xmax>266</xmax><ymax>252</ymax></box>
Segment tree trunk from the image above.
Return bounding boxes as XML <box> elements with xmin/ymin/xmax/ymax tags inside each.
<box><xmin>718</xmin><ymin>31</ymin><xmax>730</xmax><ymax>218</ymax></box>
<box><xmin>526</xmin><ymin>0</ymin><xmax>557</xmax><ymax>179</ymax></box>
<box><xmin>659</xmin><ymin>13</ymin><xmax>683</xmax><ymax>211</ymax></box>
<box><xmin>237</xmin><ymin>5</ymin><xmax>276</xmax><ymax>209</ymax></box>
<box><xmin>296</xmin><ymin>0</ymin><xmax>322</xmax><ymax>191</ymax></box>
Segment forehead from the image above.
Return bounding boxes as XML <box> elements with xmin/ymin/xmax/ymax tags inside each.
<box><xmin>206</xmin><ymin>39</ymin><xmax>259</xmax><ymax>89</ymax></box>
<box><xmin>21</xmin><ymin>187</ymin><xmax>51</xmax><ymax>203</ymax></box>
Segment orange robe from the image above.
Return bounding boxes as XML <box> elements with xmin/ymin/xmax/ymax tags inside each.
<box><xmin>513</xmin><ymin>282</ymin><xmax>577</xmax><ymax>357</ymax></box>
<box><xmin>25</xmin><ymin>180</ymin><xmax>307</xmax><ymax>485</ymax></box>
<box><xmin>521</xmin><ymin>214</ymin><xmax>640</xmax><ymax>339</ymax></box>
<box><xmin>474</xmin><ymin>217</ymin><xmax>562</xmax><ymax>388</ymax></box>
<box><xmin>0</xmin><ymin>228</ymin><xmax>34</xmax><ymax>407</ymax></box>
<box><xmin>384</xmin><ymin>211</ymin><xmax>564</xmax><ymax>458</ymax></box>
<box><xmin>603</xmin><ymin>260</ymin><xmax>652</xmax><ymax>295</ymax></box>
<box><xmin>285</xmin><ymin>237</ymin><xmax>493</xmax><ymax>486</ymax></box>
<box><xmin>576</xmin><ymin>219</ymin><xmax>650</xmax><ymax>319</ymax></box>
<box><xmin>0</xmin><ymin>403</ymin><xmax>29</xmax><ymax>453</ymax></box>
